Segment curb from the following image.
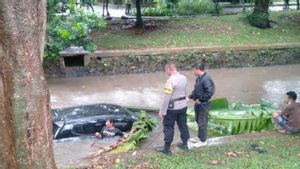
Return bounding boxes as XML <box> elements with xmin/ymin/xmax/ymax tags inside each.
<box><xmin>89</xmin><ymin>42</ymin><xmax>300</xmax><ymax>58</ymax></box>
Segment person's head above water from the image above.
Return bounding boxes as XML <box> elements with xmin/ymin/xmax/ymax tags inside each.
<box><xmin>284</xmin><ymin>91</ymin><xmax>297</xmax><ymax>104</ymax></box>
<box><xmin>105</xmin><ymin>119</ymin><xmax>114</xmax><ymax>128</ymax></box>
<box><xmin>165</xmin><ymin>62</ymin><xmax>177</xmax><ymax>76</ymax></box>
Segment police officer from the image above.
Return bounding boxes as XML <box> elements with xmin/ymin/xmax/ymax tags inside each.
<box><xmin>188</xmin><ymin>63</ymin><xmax>215</xmax><ymax>147</ymax></box>
<box><xmin>155</xmin><ymin>62</ymin><xmax>190</xmax><ymax>154</ymax></box>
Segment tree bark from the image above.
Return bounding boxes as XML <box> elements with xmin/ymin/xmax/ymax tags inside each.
<box><xmin>249</xmin><ymin>0</ymin><xmax>270</xmax><ymax>29</ymax></box>
<box><xmin>0</xmin><ymin>0</ymin><xmax>57</xmax><ymax>169</ymax></box>
<box><xmin>136</xmin><ymin>0</ymin><xmax>143</xmax><ymax>28</ymax></box>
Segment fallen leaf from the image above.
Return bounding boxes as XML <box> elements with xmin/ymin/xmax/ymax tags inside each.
<box><xmin>132</xmin><ymin>151</ymin><xmax>137</xmax><ymax>156</ymax></box>
<box><xmin>211</xmin><ymin>160</ymin><xmax>219</xmax><ymax>165</ymax></box>
<box><xmin>115</xmin><ymin>158</ymin><xmax>120</xmax><ymax>164</ymax></box>
<box><xmin>227</xmin><ymin>152</ymin><xmax>237</xmax><ymax>157</ymax></box>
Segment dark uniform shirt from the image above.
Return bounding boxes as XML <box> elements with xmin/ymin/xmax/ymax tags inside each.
<box><xmin>189</xmin><ymin>72</ymin><xmax>215</xmax><ymax>102</ymax></box>
<box><xmin>100</xmin><ymin>127</ymin><xmax>124</xmax><ymax>138</ymax></box>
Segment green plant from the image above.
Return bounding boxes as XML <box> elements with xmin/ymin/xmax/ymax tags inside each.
<box><xmin>45</xmin><ymin>10</ymin><xmax>106</xmax><ymax>59</ymax></box>
<box><xmin>111</xmin><ymin>111</ymin><xmax>157</xmax><ymax>153</ymax></box>
<box><xmin>187</xmin><ymin>98</ymin><xmax>277</xmax><ymax>135</ymax></box>
<box><xmin>248</xmin><ymin>11</ymin><xmax>271</xmax><ymax>29</ymax></box>
<box><xmin>177</xmin><ymin>0</ymin><xmax>216</xmax><ymax>15</ymax></box>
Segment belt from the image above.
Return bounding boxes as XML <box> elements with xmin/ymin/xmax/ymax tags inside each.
<box><xmin>170</xmin><ymin>97</ymin><xmax>186</xmax><ymax>102</ymax></box>
<box><xmin>168</xmin><ymin>97</ymin><xmax>186</xmax><ymax>109</ymax></box>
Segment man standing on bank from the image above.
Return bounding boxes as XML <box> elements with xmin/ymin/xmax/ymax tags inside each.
<box><xmin>188</xmin><ymin>63</ymin><xmax>215</xmax><ymax>147</ymax></box>
<box><xmin>155</xmin><ymin>62</ymin><xmax>190</xmax><ymax>155</ymax></box>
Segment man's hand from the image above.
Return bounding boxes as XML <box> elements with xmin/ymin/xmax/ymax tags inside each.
<box><xmin>158</xmin><ymin>112</ymin><xmax>164</xmax><ymax>119</ymax></box>
<box><xmin>186</xmin><ymin>98</ymin><xmax>191</xmax><ymax>103</ymax></box>
<box><xmin>195</xmin><ymin>99</ymin><xmax>201</xmax><ymax>104</ymax></box>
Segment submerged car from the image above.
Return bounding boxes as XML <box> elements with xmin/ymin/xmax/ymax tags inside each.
<box><xmin>52</xmin><ymin>104</ymin><xmax>138</xmax><ymax>139</ymax></box>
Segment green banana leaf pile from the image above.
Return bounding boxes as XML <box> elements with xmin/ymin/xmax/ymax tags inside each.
<box><xmin>111</xmin><ymin>111</ymin><xmax>157</xmax><ymax>153</ymax></box>
<box><xmin>187</xmin><ymin>98</ymin><xmax>278</xmax><ymax>136</ymax></box>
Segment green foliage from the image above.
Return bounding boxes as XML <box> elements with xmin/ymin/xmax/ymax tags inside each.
<box><xmin>248</xmin><ymin>11</ymin><xmax>271</xmax><ymax>29</ymax></box>
<box><xmin>142</xmin><ymin>0</ymin><xmax>217</xmax><ymax>16</ymax></box>
<box><xmin>142</xmin><ymin>5</ymin><xmax>176</xmax><ymax>16</ymax></box>
<box><xmin>94</xmin><ymin>11</ymin><xmax>300</xmax><ymax>50</ymax></box>
<box><xmin>187</xmin><ymin>98</ymin><xmax>277</xmax><ymax>135</ymax></box>
<box><xmin>115</xmin><ymin>135</ymin><xmax>300</xmax><ymax>169</ymax></box>
<box><xmin>45</xmin><ymin>11</ymin><xmax>106</xmax><ymax>59</ymax></box>
<box><xmin>177</xmin><ymin>0</ymin><xmax>216</xmax><ymax>15</ymax></box>
<box><xmin>210</xmin><ymin>97</ymin><xmax>229</xmax><ymax>110</ymax></box>
<box><xmin>111</xmin><ymin>111</ymin><xmax>157</xmax><ymax>153</ymax></box>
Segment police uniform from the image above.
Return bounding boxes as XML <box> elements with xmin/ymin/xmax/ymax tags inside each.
<box><xmin>159</xmin><ymin>72</ymin><xmax>190</xmax><ymax>150</ymax></box>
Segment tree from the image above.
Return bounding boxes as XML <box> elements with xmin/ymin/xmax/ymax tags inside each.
<box><xmin>136</xmin><ymin>0</ymin><xmax>144</xmax><ymax>28</ymax></box>
<box><xmin>0</xmin><ymin>0</ymin><xmax>57</xmax><ymax>168</ymax></box>
<box><xmin>248</xmin><ymin>0</ymin><xmax>271</xmax><ymax>29</ymax></box>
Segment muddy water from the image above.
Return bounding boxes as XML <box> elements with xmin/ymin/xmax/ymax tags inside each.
<box><xmin>49</xmin><ymin>64</ymin><xmax>300</xmax><ymax>166</ymax></box>
<box><xmin>53</xmin><ymin>136</ymin><xmax>121</xmax><ymax>166</ymax></box>
<box><xmin>49</xmin><ymin>64</ymin><xmax>300</xmax><ymax>109</ymax></box>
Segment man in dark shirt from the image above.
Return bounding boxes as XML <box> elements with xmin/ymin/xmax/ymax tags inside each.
<box><xmin>188</xmin><ymin>63</ymin><xmax>215</xmax><ymax>147</ymax></box>
<box><xmin>273</xmin><ymin>91</ymin><xmax>300</xmax><ymax>134</ymax></box>
<box><xmin>95</xmin><ymin>119</ymin><xmax>123</xmax><ymax>139</ymax></box>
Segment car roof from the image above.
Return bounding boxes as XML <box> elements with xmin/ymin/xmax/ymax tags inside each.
<box><xmin>52</xmin><ymin>103</ymin><xmax>131</xmax><ymax>121</ymax></box>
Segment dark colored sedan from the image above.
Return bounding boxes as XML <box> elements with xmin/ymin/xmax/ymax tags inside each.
<box><xmin>52</xmin><ymin>104</ymin><xmax>138</xmax><ymax>139</ymax></box>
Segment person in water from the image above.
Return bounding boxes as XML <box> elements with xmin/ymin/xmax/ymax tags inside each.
<box><xmin>272</xmin><ymin>91</ymin><xmax>300</xmax><ymax>134</ymax></box>
<box><xmin>95</xmin><ymin>119</ymin><xmax>124</xmax><ymax>139</ymax></box>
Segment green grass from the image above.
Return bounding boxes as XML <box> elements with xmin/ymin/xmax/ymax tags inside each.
<box><xmin>113</xmin><ymin>134</ymin><xmax>300</xmax><ymax>169</ymax></box>
<box><xmin>92</xmin><ymin>11</ymin><xmax>300</xmax><ymax>50</ymax></box>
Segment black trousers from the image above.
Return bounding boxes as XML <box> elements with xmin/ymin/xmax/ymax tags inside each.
<box><xmin>163</xmin><ymin>107</ymin><xmax>190</xmax><ymax>149</ymax></box>
<box><xmin>194</xmin><ymin>102</ymin><xmax>211</xmax><ymax>142</ymax></box>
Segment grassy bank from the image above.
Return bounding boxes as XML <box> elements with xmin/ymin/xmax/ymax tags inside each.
<box><xmin>92</xmin><ymin>11</ymin><xmax>300</xmax><ymax>50</ymax></box>
<box><xmin>112</xmin><ymin>133</ymin><xmax>300</xmax><ymax>169</ymax></box>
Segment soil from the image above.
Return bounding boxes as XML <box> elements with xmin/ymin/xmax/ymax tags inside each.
<box><xmin>283</xmin><ymin>15</ymin><xmax>300</xmax><ymax>24</ymax></box>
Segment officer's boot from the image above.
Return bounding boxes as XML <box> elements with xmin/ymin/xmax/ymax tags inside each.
<box><xmin>177</xmin><ymin>142</ymin><xmax>188</xmax><ymax>151</ymax></box>
<box><xmin>155</xmin><ymin>144</ymin><xmax>171</xmax><ymax>155</ymax></box>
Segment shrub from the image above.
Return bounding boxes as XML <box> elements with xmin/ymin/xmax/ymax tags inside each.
<box><xmin>142</xmin><ymin>0</ymin><xmax>217</xmax><ymax>16</ymax></box>
<box><xmin>247</xmin><ymin>11</ymin><xmax>271</xmax><ymax>29</ymax></box>
<box><xmin>45</xmin><ymin>11</ymin><xmax>106</xmax><ymax>59</ymax></box>
<box><xmin>142</xmin><ymin>5</ymin><xmax>176</xmax><ymax>16</ymax></box>
<box><xmin>177</xmin><ymin>0</ymin><xmax>216</xmax><ymax>15</ymax></box>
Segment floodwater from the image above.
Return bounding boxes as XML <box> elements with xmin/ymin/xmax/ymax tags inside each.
<box><xmin>2</xmin><ymin>64</ymin><xmax>300</xmax><ymax>166</ymax></box>
<box><xmin>53</xmin><ymin>136</ymin><xmax>121</xmax><ymax>166</ymax></box>
<box><xmin>49</xmin><ymin>64</ymin><xmax>300</xmax><ymax>110</ymax></box>
<box><xmin>49</xmin><ymin>64</ymin><xmax>300</xmax><ymax>166</ymax></box>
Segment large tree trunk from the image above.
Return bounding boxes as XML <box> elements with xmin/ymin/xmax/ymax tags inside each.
<box><xmin>136</xmin><ymin>0</ymin><xmax>143</xmax><ymax>28</ymax></box>
<box><xmin>0</xmin><ymin>0</ymin><xmax>57</xmax><ymax>169</ymax></box>
<box><xmin>248</xmin><ymin>0</ymin><xmax>271</xmax><ymax>29</ymax></box>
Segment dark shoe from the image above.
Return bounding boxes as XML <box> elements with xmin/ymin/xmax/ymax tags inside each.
<box><xmin>155</xmin><ymin>146</ymin><xmax>171</xmax><ymax>155</ymax></box>
<box><xmin>177</xmin><ymin>143</ymin><xmax>188</xmax><ymax>151</ymax></box>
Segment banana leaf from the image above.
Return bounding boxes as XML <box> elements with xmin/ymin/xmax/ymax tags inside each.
<box><xmin>188</xmin><ymin>98</ymin><xmax>277</xmax><ymax>135</ymax></box>
<box><xmin>110</xmin><ymin>111</ymin><xmax>157</xmax><ymax>153</ymax></box>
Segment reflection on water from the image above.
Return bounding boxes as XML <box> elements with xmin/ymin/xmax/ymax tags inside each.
<box><xmin>263</xmin><ymin>77</ymin><xmax>300</xmax><ymax>108</ymax></box>
<box><xmin>48</xmin><ymin>64</ymin><xmax>300</xmax><ymax>109</ymax></box>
